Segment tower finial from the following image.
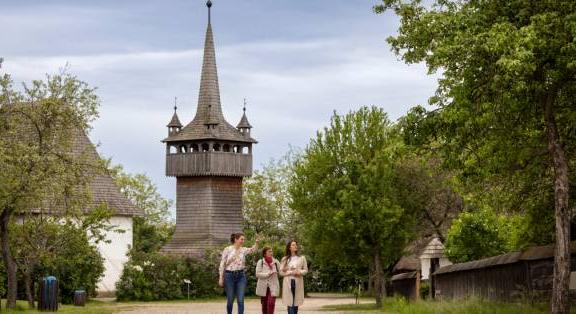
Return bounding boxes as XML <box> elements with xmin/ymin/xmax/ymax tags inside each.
<box><xmin>207</xmin><ymin>0</ymin><xmax>212</xmax><ymax>23</ymax></box>
<box><xmin>243</xmin><ymin>98</ymin><xmax>247</xmax><ymax>112</ymax></box>
<box><xmin>174</xmin><ymin>97</ymin><xmax>178</xmax><ymax>112</ymax></box>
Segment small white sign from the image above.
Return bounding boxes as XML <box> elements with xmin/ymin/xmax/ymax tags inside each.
<box><xmin>569</xmin><ymin>272</ymin><xmax>576</xmax><ymax>290</ymax></box>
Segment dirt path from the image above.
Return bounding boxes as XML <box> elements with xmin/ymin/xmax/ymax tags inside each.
<box><xmin>117</xmin><ymin>294</ymin><xmax>370</xmax><ymax>314</ymax></box>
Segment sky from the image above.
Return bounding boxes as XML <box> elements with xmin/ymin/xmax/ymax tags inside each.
<box><xmin>0</xmin><ymin>0</ymin><xmax>438</xmax><ymax>209</ymax></box>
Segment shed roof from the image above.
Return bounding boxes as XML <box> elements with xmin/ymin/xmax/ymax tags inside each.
<box><xmin>434</xmin><ymin>242</ymin><xmax>576</xmax><ymax>276</ymax></box>
<box><xmin>391</xmin><ymin>271</ymin><xmax>417</xmax><ymax>281</ymax></box>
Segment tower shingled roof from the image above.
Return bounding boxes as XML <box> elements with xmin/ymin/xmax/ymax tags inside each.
<box><xmin>237</xmin><ymin>108</ymin><xmax>252</xmax><ymax>129</ymax></box>
<box><xmin>167</xmin><ymin>111</ymin><xmax>183</xmax><ymax>128</ymax></box>
<box><xmin>163</xmin><ymin>2</ymin><xmax>256</xmax><ymax>143</ymax></box>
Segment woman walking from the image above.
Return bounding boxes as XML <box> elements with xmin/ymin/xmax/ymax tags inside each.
<box><xmin>219</xmin><ymin>233</ymin><xmax>260</xmax><ymax>314</ymax></box>
<box><xmin>279</xmin><ymin>240</ymin><xmax>308</xmax><ymax>314</ymax></box>
<box><xmin>255</xmin><ymin>247</ymin><xmax>280</xmax><ymax>314</ymax></box>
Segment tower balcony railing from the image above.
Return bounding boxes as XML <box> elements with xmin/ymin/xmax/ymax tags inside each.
<box><xmin>166</xmin><ymin>151</ymin><xmax>252</xmax><ymax>177</ymax></box>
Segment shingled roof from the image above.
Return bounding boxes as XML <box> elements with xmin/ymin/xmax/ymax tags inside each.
<box><xmin>167</xmin><ymin>111</ymin><xmax>182</xmax><ymax>128</ymax></box>
<box><xmin>73</xmin><ymin>130</ymin><xmax>143</xmax><ymax>217</ymax></box>
<box><xmin>162</xmin><ymin>7</ymin><xmax>256</xmax><ymax>144</ymax></box>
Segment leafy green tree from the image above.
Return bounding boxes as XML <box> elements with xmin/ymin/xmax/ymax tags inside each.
<box><xmin>36</xmin><ymin>222</ymin><xmax>105</xmax><ymax>304</ymax></box>
<box><xmin>12</xmin><ymin>207</ymin><xmax>112</xmax><ymax>308</ymax></box>
<box><xmin>445</xmin><ymin>209</ymin><xmax>507</xmax><ymax>263</ymax></box>
<box><xmin>376</xmin><ymin>1</ymin><xmax>576</xmax><ymax>312</ymax></box>
<box><xmin>109</xmin><ymin>163</ymin><xmax>174</xmax><ymax>253</ymax></box>
<box><xmin>290</xmin><ymin>107</ymin><xmax>416</xmax><ymax>307</ymax></box>
<box><xmin>0</xmin><ymin>66</ymin><xmax>99</xmax><ymax>309</ymax></box>
<box><xmin>243</xmin><ymin>152</ymin><xmax>300</xmax><ymax>241</ymax></box>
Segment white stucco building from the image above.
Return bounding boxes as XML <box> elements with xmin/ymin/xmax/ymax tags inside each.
<box><xmin>419</xmin><ymin>237</ymin><xmax>452</xmax><ymax>280</ymax></box>
<box><xmin>75</xmin><ymin>131</ymin><xmax>143</xmax><ymax>296</ymax></box>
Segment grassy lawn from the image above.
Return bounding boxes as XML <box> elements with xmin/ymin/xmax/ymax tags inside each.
<box><xmin>322</xmin><ymin>297</ymin><xmax>555</xmax><ymax>314</ymax></box>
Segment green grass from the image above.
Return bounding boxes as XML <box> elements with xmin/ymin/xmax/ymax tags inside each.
<box><xmin>322</xmin><ymin>297</ymin><xmax>554</xmax><ymax>314</ymax></box>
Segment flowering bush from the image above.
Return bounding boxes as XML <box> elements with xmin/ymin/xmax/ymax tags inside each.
<box><xmin>116</xmin><ymin>250</ymin><xmax>221</xmax><ymax>301</ymax></box>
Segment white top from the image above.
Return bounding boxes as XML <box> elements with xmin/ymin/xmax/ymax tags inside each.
<box><xmin>284</xmin><ymin>256</ymin><xmax>302</xmax><ymax>277</ymax></box>
<box><xmin>219</xmin><ymin>245</ymin><xmax>257</xmax><ymax>278</ymax></box>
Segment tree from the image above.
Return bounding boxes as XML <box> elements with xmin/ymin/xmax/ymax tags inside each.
<box><xmin>12</xmin><ymin>206</ymin><xmax>112</xmax><ymax>308</ymax></box>
<box><xmin>444</xmin><ymin>209</ymin><xmax>507</xmax><ymax>263</ymax></box>
<box><xmin>393</xmin><ymin>154</ymin><xmax>463</xmax><ymax>242</ymax></box>
<box><xmin>376</xmin><ymin>1</ymin><xmax>576</xmax><ymax>312</ymax></box>
<box><xmin>243</xmin><ymin>153</ymin><xmax>299</xmax><ymax>241</ymax></box>
<box><xmin>0</xmin><ymin>68</ymin><xmax>99</xmax><ymax>309</ymax></box>
<box><xmin>109</xmin><ymin>163</ymin><xmax>174</xmax><ymax>253</ymax></box>
<box><xmin>289</xmin><ymin>107</ymin><xmax>416</xmax><ymax>307</ymax></box>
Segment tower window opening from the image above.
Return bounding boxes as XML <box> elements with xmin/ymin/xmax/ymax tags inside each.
<box><xmin>202</xmin><ymin>143</ymin><xmax>209</xmax><ymax>152</ymax></box>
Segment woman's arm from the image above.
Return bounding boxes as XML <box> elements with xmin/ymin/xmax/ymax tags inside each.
<box><xmin>299</xmin><ymin>256</ymin><xmax>309</xmax><ymax>276</ymax></box>
<box><xmin>278</xmin><ymin>257</ymin><xmax>290</xmax><ymax>276</ymax></box>
<box><xmin>218</xmin><ymin>247</ymin><xmax>228</xmax><ymax>280</ymax></box>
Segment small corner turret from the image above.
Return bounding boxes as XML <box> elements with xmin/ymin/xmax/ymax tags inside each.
<box><xmin>167</xmin><ymin>97</ymin><xmax>182</xmax><ymax>136</ymax></box>
<box><xmin>237</xmin><ymin>98</ymin><xmax>252</xmax><ymax>138</ymax></box>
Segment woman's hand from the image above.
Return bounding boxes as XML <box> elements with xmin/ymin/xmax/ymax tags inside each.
<box><xmin>255</xmin><ymin>234</ymin><xmax>263</xmax><ymax>244</ymax></box>
<box><xmin>218</xmin><ymin>277</ymin><xmax>224</xmax><ymax>287</ymax></box>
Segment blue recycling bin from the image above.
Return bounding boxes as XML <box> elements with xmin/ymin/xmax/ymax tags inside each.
<box><xmin>38</xmin><ymin>276</ymin><xmax>58</xmax><ymax>312</ymax></box>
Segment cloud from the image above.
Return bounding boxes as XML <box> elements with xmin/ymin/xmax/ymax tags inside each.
<box><xmin>2</xmin><ymin>34</ymin><xmax>437</xmax><ymax>205</ymax></box>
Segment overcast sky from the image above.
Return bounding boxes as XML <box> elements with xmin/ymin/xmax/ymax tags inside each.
<box><xmin>1</xmin><ymin>0</ymin><xmax>437</xmax><ymax>209</ymax></box>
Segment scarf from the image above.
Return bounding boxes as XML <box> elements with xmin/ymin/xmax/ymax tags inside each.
<box><xmin>264</xmin><ymin>256</ymin><xmax>274</xmax><ymax>270</ymax></box>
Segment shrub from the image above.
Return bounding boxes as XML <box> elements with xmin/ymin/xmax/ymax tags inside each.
<box><xmin>116</xmin><ymin>250</ymin><xmax>223</xmax><ymax>301</ymax></box>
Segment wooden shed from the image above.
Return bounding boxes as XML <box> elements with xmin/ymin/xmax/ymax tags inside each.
<box><xmin>433</xmin><ymin>242</ymin><xmax>576</xmax><ymax>302</ymax></box>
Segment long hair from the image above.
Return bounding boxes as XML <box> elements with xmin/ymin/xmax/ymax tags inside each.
<box><xmin>284</xmin><ymin>240</ymin><xmax>298</xmax><ymax>259</ymax></box>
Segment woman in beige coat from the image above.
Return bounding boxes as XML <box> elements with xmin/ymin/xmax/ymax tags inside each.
<box><xmin>255</xmin><ymin>247</ymin><xmax>280</xmax><ymax>314</ymax></box>
<box><xmin>279</xmin><ymin>240</ymin><xmax>308</xmax><ymax>314</ymax></box>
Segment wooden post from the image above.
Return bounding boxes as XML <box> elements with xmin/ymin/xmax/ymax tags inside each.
<box><xmin>415</xmin><ymin>270</ymin><xmax>421</xmax><ymax>300</ymax></box>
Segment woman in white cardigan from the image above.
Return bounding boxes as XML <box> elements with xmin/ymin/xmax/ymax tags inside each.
<box><xmin>279</xmin><ymin>240</ymin><xmax>308</xmax><ymax>314</ymax></box>
<box><xmin>255</xmin><ymin>247</ymin><xmax>281</xmax><ymax>314</ymax></box>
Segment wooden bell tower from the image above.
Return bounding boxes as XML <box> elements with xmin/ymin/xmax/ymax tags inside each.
<box><xmin>161</xmin><ymin>0</ymin><xmax>256</xmax><ymax>256</ymax></box>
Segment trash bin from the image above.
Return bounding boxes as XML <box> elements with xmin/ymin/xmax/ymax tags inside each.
<box><xmin>38</xmin><ymin>276</ymin><xmax>58</xmax><ymax>312</ymax></box>
<box><xmin>73</xmin><ymin>290</ymin><xmax>86</xmax><ymax>306</ymax></box>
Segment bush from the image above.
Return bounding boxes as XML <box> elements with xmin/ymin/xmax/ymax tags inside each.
<box><xmin>13</xmin><ymin>221</ymin><xmax>105</xmax><ymax>304</ymax></box>
<box><xmin>116</xmin><ymin>250</ymin><xmax>223</xmax><ymax>301</ymax></box>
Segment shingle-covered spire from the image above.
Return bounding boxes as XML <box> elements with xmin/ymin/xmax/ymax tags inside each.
<box><xmin>162</xmin><ymin>1</ymin><xmax>256</xmax><ymax>144</ymax></box>
<box><xmin>195</xmin><ymin>0</ymin><xmax>223</xmax><ymax>126</ymax></box>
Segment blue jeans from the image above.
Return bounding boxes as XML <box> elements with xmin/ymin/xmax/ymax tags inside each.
<box><xmin>224</xmin><ymin>270</ymin><xmax>247</xmax><ymax>314</ymax></box>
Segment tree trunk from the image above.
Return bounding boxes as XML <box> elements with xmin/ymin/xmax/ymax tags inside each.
<box><xmin>24</xmin><ymin>270</ymin><xmax>34</xmax><ymax>309</ymax></box>
<box><xmin>373</xmin><ymin>247</ymin><xmax>383</xmax><ymax>308</ymax></box>
<box><xmin>0</xmin><ymin>211</ymin><xmax>17</xmax><ymax>310</ymax></box>
<box><xmin>544</xmin><ymin>95</ymin><xmax>571</xmax><ymax>314</ymax></box>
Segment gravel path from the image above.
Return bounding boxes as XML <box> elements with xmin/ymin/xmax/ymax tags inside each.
<box><xmin>117</xmin><ymin>295</ymin><xmax>368</xmax><ymax>314</ymax></box>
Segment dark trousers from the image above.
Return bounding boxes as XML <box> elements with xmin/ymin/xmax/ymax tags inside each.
<box><xmin>224</xmin><ymin>270</ymin><xmax>247</xmax><ymax>314</ymax></box>
<box><xmin>260</xmin><ymin>287</ymin><xmax>276</xmax><ymax>314</ymax></box>
<box><xmin>287</xmin><ymin>279</ymin><xmax>298</xmax><ymax>314</ymax></box>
